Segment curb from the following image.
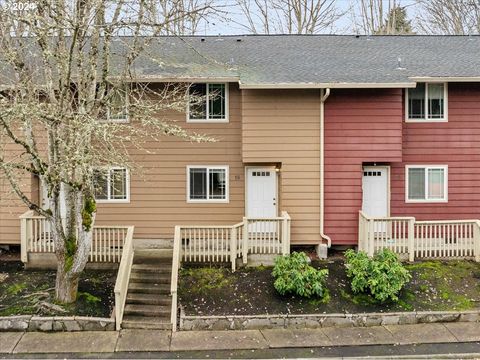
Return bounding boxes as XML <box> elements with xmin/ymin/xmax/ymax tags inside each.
<box><xmin>179</xmin><ymin>309</ymin><xmax>480</xmax><ymax>331</ymax></box>
<box><xmin>0</xmin><ymin>315</ymin><xmax>115</xmax><ymax>332</ymax></box>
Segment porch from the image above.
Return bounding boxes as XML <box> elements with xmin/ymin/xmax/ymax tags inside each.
<box><xmin>358</xmin><ymin>211</ymin><xmax>480</xmax><ymax>262</ymax></box>
<box><xmin>18</xmin><ymin>210</ymin><xmax>292</xmax><ymax>331</ymax></box>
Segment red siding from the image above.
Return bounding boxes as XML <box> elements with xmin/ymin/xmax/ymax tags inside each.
<box><xmin>391</xmin><ymin>83</ymin><xmax>480</xmax><ymax>220</ymax></box>
<box><xmin>324</xmin><ymin>88</ymin><xmax>403</xmax><ymax>245</ymax></box>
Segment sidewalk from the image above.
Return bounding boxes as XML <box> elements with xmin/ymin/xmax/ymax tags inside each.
<box><xmin>1</xmin><ymin>322</ymin><xmax>480</xmax><ymax>355</ymax></box>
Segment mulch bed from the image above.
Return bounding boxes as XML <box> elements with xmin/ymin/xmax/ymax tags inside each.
<box><xmin>0</xmin><ymin>255</ymin><xmax>116</xmax><ymax>317</ymax></box>
<box><xmin>178</xmin><ymin>256</ymin><xmax>480</xmax><ymax>316</ymax></box>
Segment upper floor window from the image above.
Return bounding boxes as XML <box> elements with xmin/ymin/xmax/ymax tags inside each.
<box><xmin>406</xmin><ymin>165</ymin><xmax>447</xmax><ymax>203</ymax></box>
<box><xmin>187</xmin><ymin>165</ymin><xmax>229</xmax><ymax>202</ymax></box>
<box><xmin>406</xmin><ymin>83</ymin><xmax>447</xmax><ymax>122</ymax></box>
<box><xmin>93</xmin><ymin>167</ymin><xmax>130</xmax><ymax>202</ymax></box>
<box><xmin>107</xmin><ymin>87</ymin><xmax>129</xmax><ymax>123</ymax></box>
<box><xmin>188</xmin><ymin>83</ymin><xmax>228</xmax><ymax>122</ymax></box>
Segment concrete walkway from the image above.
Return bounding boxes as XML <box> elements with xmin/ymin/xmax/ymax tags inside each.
<box><xmin>1</xmin><ymin>322</ymin><xmax>479</xmax><ymax>355</ymax></box>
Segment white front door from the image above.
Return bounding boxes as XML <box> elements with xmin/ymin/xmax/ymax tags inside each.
<box><xmin>246</xmin><ymin>167</ymin><xmax>277</xmax><ymax>218</ymax></box>
<box><xmin>362</xmin><ymin>166</ymin><xmax>389</xmax><ymax>218</ymax></box>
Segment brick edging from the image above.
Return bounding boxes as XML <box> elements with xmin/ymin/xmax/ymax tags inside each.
<box><xmin>179</xmin><ymin>310</ymin><xmax>480</xmax><ymax>331</ymax></box>
<box><xmin>0</xmin><ymin>315</ymin><xmax>115</xmax><ymax>332</ymax></box>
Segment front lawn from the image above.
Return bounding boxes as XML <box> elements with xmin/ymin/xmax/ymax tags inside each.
<box><xmin>0</xmin><ymin>261</ymin><xmax>116</xmax><ymax>317</ymax></box>
<box><xmin>178</xmin><ymin>258</ymin><xmax>480</xmax><ymax>316</ymax></box>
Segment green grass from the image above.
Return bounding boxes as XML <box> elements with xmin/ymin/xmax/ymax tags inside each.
<box><xmin>405</xmin><ymin>260</ymin><xmax>478</xmax><ymax>311</ymax></box>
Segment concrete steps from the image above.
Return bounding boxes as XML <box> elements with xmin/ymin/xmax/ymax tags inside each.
<box><xmin>121</xmin><ymin>316</ymin><xmax>172</xmax><ymax>330</ymax></box>
<box><xmin>126</xmin><ymin>293</ymin><xmax>172</xmax><ymax>306</ymax></box>
<box><xmin>121</xmin><ymin>247</ymin><xmax>174</xmax><ymax>330</ymax></box>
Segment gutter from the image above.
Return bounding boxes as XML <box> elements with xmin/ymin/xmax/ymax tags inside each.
<box><xmin>320</xmin><ymin>88</ymin><xmax>331</xmax><ymax>247</ymax></box>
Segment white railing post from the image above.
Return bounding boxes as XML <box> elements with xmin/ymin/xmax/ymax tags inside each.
<box><xmin>114</xmin><ymin>225</ymin><xmax>135</xmax><ymax>331</ymax></box>
<box><xmin>287</xmin><ymin>214</ymin><xmax>291</xmax><ymax>252</ymax></box>
<box><xmin>358</xmin><ymin>212</ymin><xmax>363</xmax><ymax>252</ymax></box>
<box><xmin>281</xmin><ymin>211</ymin><xmax>291</xmax><ymax>256</ymax></box>
<box><xmin>367</xmin><ymin>219</ymin><xmax>375</xmax><ymax>257</ymax></box>
<box><xmin>474</xmin><ymin>221</ymin><xmax>480</xmax><ymax>263</ymax></box>
<box><xmin>230</xmin><ymin>227</ymin><xmax>236</xmax><ymax>271</ymax></box>
<box><xmin>242</xmin><ymin>217</ymin><xmax>248</xmax><ymax>264</ymax></box>
<box><xmin>20</xmin><ymin>216</ymin><xmax>28</xmax><ymax>263</ymax></box>
<box><xmin>408</xmin><ymin>218</ymin><xmax>415</xmax><ymax>262</ymax></box>
<box><xmin>170</xmin><ymin>226</ymin><xmax>181</xmax><ymax>331</ymax></box>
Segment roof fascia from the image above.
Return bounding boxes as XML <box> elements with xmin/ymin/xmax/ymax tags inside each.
<box><xmin>409</xmin><ymin>76</ymin><xmax>480</xmax><ymax>82</ymax></box>
<box><xmin>238</xmin><ymin>81</ymin><xmax>417</xmax><ymax>89</ymax></box>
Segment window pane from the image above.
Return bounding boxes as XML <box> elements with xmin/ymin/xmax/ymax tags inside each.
<box><xmin>208</xmin><ymin>84</ymin><xmax>226</xmax><ymax>119</ymax></box>
<box><xmin>93</xmin><ymin>170</ymin><xmax>108</xmax><ymax>200</ymax></box>
<box><xmin>190</xmin><ymin>168</ymin><xmax>207</xmax><ymax>199</ymax></box>
<box><xmin>189</xmin><ymin>84</ymin><xmax>207</xmax><ymax>120</ymax></box>
<box><xmin>209</xmin><ymin>168</ymin><xmax>226</xmax><ymax>199</ymax></box>
<box><xmin>109</xmin><ymin>89</ymin><xmax>128</xmax><ymax>121</ymax></box>
<box><xmin>408</xmin><ymin>83</ymin><xmax>425</xmax><ymax>119</ymax></box>
<box><xmin>110</xmin><ymin>169</ymin><xmax>127</xmax><ymax>200</ymax></box>
<box><xmin>408</xmin><ymin>168</ymin><xmax>425</xmax><ymax>200</ymax></box>
<box><xmin>428</xmin><ymin>168</ymin><xmax>445</xmax><ymax>199</ymax></box>
<box><xmin>428</xmin><ymin>83</ymin><xmax>444</xmax><ymax>119</ymax></box>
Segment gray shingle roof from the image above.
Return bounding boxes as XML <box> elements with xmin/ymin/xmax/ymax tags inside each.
<box><xmin>126</xmin><ymin>35</ymin><xmax>480</xmax><ymax>87</ymax></box>
<box><xmin>2</xmin><ymin>35</ymin><xmax>479</xmax><ymax>88</ymax></box>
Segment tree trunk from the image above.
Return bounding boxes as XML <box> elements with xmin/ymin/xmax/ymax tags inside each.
<box><xmin>55</xmin><ymin>264</ymin><xmax>80</xmax><ymax>303</ymax></box>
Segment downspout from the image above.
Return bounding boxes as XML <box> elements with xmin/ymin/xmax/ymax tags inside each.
<box><xmin>320</xmin><ymin>88</ymin><xmax>331</xmax><ymax>247</ymax></box>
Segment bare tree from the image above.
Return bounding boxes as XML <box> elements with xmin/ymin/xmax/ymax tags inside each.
<box><xmin>235</xmin><ymin>0</ymin><xmax>343</xmax><ymax>34</ymax></box>
<box><xmin>0</xmin><ymin>0</ymin><xmax>212</xmax><ymax>302</ymax></box>
<box><xmin>153</xmin><ymin>0</ymin><xmax>219</xmax><ymax>35</ymax></box>
<box><xmin>350</xmin><ymin>0</ymin><xmax>413</xmax><ymax>35</ymax></box>
<box><xmin>416</xmin><ymin>0</ymin><xmax>480</xmax><ymax>35</ymax></box>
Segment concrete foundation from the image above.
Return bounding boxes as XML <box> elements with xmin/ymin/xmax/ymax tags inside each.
<box><xmin>25</xmin><ymin>253</ymin><xmax>118</xmax><ymax>270</ymax></box>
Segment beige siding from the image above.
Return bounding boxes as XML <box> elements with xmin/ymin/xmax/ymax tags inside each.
<box><xmin>0</xmin><ymin>139</ymin><xmax>32</xmax><ymax>245</ymax></box>
<box><xmin>242</xmin><ymin>89</ymin><xmax>321</xmax><ymax>244</ymax></box>
<box><xmin>94</xmin><ymin>83</ymin><xmax>244</xmax><ymax>239</ymax></box>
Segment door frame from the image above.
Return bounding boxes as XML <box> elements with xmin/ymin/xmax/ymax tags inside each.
<box><xmin>244</xmin><ymin>165</ymin><xmax>278</xmax><ymax>218</ymax></box>
<box><xmin>362</xmin><ymin>165</ymin><xmax>391</xmax><ymax>217</ymax></box>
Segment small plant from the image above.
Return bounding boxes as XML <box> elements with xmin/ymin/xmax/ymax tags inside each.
<box><xmin>344</xmin><ymin>249</ymin><xmax>411</xmax><ymax>302</ymax></box>
<box><xmin>78</xmin><ymin>292</ymin><xmax>101</xmax><ymax>304</ymax></box>
<box><xmin>272</xmin><ymin>252</ymin><xmax>328</xmax><ymax>298</ymax></box>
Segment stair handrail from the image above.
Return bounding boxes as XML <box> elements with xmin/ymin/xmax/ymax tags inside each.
<box><xmin>114</xmin><ymin>225</ymin><xmax>135</xmax><ymax>331</ymax></box>
<box><xmin>170</xmin><ymin>225</ymin><xmax>182</xmax><ymax>331</ymax></box>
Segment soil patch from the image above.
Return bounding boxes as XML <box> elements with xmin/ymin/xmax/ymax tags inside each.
<box><xmin>0</xmin><ymin>260</ymin><xmax>115</xmax><ymax>317</ymax></box>
<box><xmin>178</xmin><ymin>259</ymin><xmax>480</xmax><ymax>316</ymax></box>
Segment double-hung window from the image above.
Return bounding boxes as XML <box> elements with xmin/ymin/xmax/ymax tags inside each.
<box><xmin>106</xmin><ymin>86</ymin><xmax>129</xmax><ymax>123</ymax></box>
<box><xmin>188</xmin><ymin>83</ymin><xmax>228</xmax><ymax>122</ymax></box>
<box><xmin>93</xmin><ymin>167</ymin><xmax>130</xmax><ymax>202</ymax></box>
<box><xmin>187</xmin><ymin>166</ymin><xmax>228</xmax><ymax>202</ymax></box>
<box><xmin>406</xmin><ymin>82</ymin><xmax>447</xmax><ymax>122</ymax></box>
<box><xmin>406</xmin><ymin>165</ymin><xmax>447</xmax><ymax>202</ymax></box>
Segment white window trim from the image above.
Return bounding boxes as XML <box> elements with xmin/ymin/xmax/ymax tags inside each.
<box><xmin>405</xmin><ymin>82</ymin><xmax>448</xmax><ymax>123</ymax></box>
<box><xmin>186</xmin><ymin>83</ymin><xmax>229</xmax><ymax>123</ymax></box>
<box><xmin>405</xmin><ymin>165</ymin><xmax>448</xmax><ymax>203</ymax></box>
<box><xmin>186</xmin><ymin>165</ymin><xmax>229</xmax><ymax>203</ymax></box>
<box><xmin>106</xmin><ymin>87</ymin><xmax>130</xmax><ymax>123</ymax></box>
<box><xmin>95</xmin><ymin>167</ymin><xmax>130</xmax><ymax>204</ymax></box>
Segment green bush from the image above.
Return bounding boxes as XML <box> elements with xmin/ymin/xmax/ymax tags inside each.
<box><xmin>344</xmin><ymin>249</ymin><xmax>411</xmax><ymax>302</ymax></box>
<box><xmin>272</xmin><ymin>252</ymin><xmax>328</xmax><ymax>298</ymax></box>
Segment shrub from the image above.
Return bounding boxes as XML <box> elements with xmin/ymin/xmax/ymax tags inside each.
<box><xmin>272</xmin><ymin>252</ymin><xmax>328</xmax><ymax>298</ymax></box>
<box><xmin>344</xmin><ymin>249</ymin><xmax>411</xmax><ymax>302</ymax></box>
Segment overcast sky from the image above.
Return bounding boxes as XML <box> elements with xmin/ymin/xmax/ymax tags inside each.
<box><xmin>198</xmin><ymin>0</ymin><xmax>418</xmax><ymax>35</ymax></box>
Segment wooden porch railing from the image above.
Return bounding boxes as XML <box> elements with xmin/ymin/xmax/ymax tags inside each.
<box><xmin>359</xmin><ymin>211</ymin><xmax>480</xmax><ymax>262</ymax></box>
<box><xmin>19</xmin><ymin>210</ymin><xmax>132</xmax><ymax>263</ymax></box>
<box><xmin>114</xmin><ymin>226</ymin><xmax>135</xmax><ymax>331</ymax></box>
<box><xmin>169</xmin><ymin>211</ymin><xmax>291</xmax><ymax>331</ymax></box>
